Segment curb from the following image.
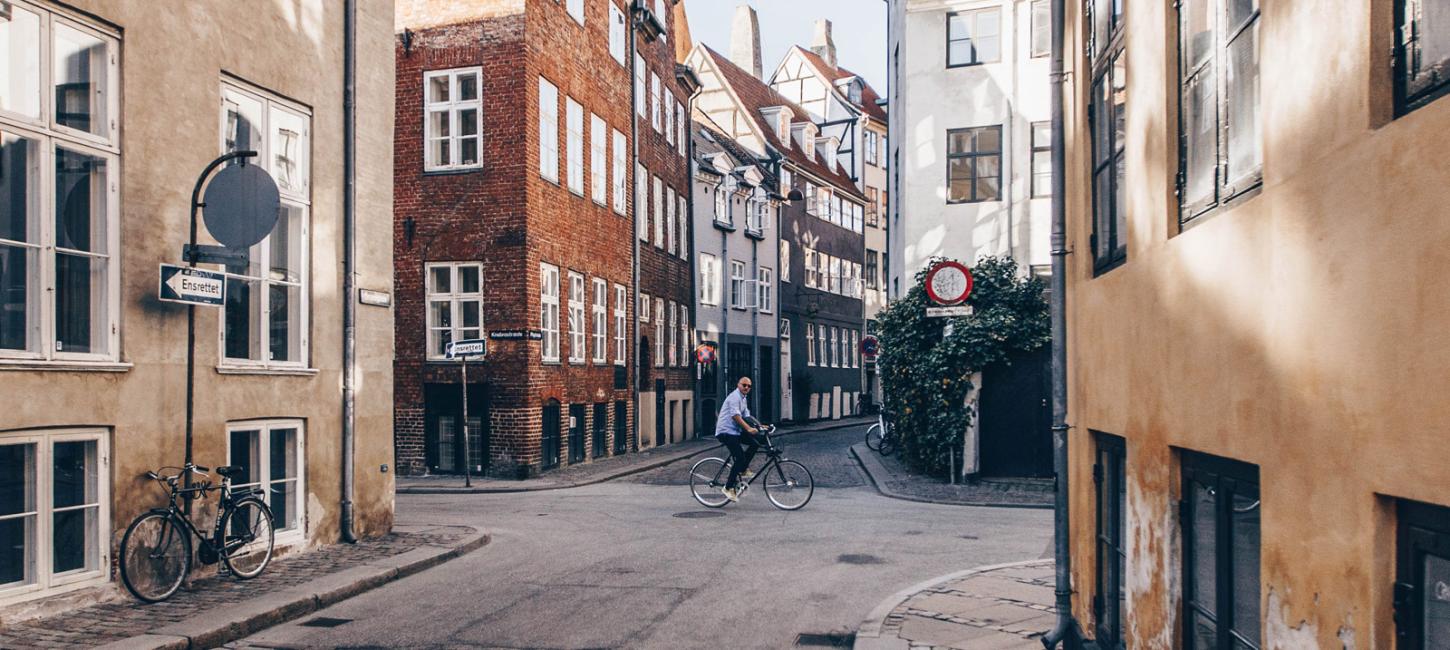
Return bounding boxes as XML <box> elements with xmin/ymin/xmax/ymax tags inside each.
<box><xmin>399</xmin><ymin>417</ymin><xmax>873</xmax><ymax>494</ymax></box>
<box><xmin>853</xmin><ymin>558</ymin><xmax>1055</xmax><ymax>649</ymax></box>
<box><xmin>93</xmin><ymin>529</ymin><xmax>490</xmax><ymax>650</ymax></box>
<box><xmin>850</xmin><ymin>444</ymin><xmax>1055</xmax><ymax>510</ymax></box>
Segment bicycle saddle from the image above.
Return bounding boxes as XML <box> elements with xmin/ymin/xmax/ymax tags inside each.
<box><xmin>215</xmin><ymin>465</ymin><xmax>246</xmax><ymax>478</ymax></box>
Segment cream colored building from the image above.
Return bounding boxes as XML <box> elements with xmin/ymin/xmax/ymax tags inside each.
<box><xmin>0</xmin><ymin>0</ymin><xmax>395</xmax><ymax>616</ymax></box>
<box><xmin>1060</xmin><ymin>0</ymin><xmax>1450</xmax><ymax>648</ymax></box>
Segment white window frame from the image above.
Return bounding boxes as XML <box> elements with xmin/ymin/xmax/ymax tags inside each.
<box><xmin>592</xmin><ymin>278</ymin><xmax>607</xmax><ymax>363</ymax></box>
<box><xmin>538</xmin><ymin>77</ymin><xmax>560</xmax><ymax>182</ymax></box>
<box><xmin>677</xmin><ymin>101</ymin><xmax>687</xmax><ymax>156</ymax></box>
<box><xmin>566</xmin><ymin>0</ymin><xmax>585</xmax><ymax>24</ymax></box>
<box><xmin>613</xmin><ymin>284</ymin><xmax>627</xmax><ymax>365</ymax></box>
<box><xmin>678</xmin><ymin>194</ymin><xmax>688</xmax><ymax>258</ymax></box>
<box><xmin>424</xmin><ymin>262</ymin><xmax>484</xmax><ymax>361</ymax></box>
<box><xmin>540</xmin><ymin>263</ymin><xmax>560</xmax><ymax>362</ymax></box>
<box><xmin>653</xmin><ymin>176</ymin><xmax>664</xmax><ymax>247</ymax></box>
<box><xmin>664</xmin><ymin>88</ymin><xmax>675</xmax><ymax>145</ymax></box>
<box><xmin>651</xmin><ymin>71</ymin><xmax>662</xmax><ymax>132</ymax></box>
<box><xmin>678</xmin><ymin>303</ymin><xmax>689</xmax><ymax>368</ymax></box>
<box><xmin>568</xmin><ymin>271</ymin><xmax>586</xmax><ymax>364</ymax></box>
<box><xmin>422</xmin><ymin>67</ymin><xmax>483</xmax><ymax>171</ymax></box>
<box><xmin>225</xmin><ymin>419</ymin><xmax>306</xmax><ymax>544</ymax></box>
<box><xmin>853</xmin><ymin>330</ymin><xmax>861</xmax><ymax>368</ymax></box>
<box><xmin>665</xmin><ymin>187</ymin><xmax>676</xmax><ymax>254</ymax></box>
<box><xmin>699</xmin><ymin>253</ymin><xmax>719</xmax><ymax>306</ymax></box>
<box><xmin>566</xmin><ymin>97</ymin><xmax>584</xmax><ymax>195</ymax></box>
<box><xmin>668</xmin><ymin>300</ymin><xmax>678</xmax><ymax>366</ymax></box>
<box><xmin>730</xmin><ymin>260</ymin><xmax>747</xmax><ymax>309</ymax></box>
<box><xmin>0</xmin><ymin>428</ymin><xmax>110</xmax><ymax>606</ymax></box>
<box><xmin>609</xmin><ymin>3</ymin><xmax>628</xmax><ymax>65</ymax></box>
<box><xmin>781</xmin><ymin>240</ymin><xmax>791</xmax><ymax>283</ymax></box>
<box><xmin>590</xmin><ymin>113</ymin><xmax>607</xmax><ymax>204</ymax></box>
<box><xmin>639</xmin><ymin>292</ymin><xmax>651</xmax><ymax>322</ymax></box>
<box><xmin>219</xmin><ymin>81</ymin><xmax>312</xmax><ymax>370</ymax></box>
<box><xmin>757</xmin><ymin>267</ymin><xmax>773</xmax><ymax>314</ymax></box>
<box><xmin>612</xmin><ymin>129</ymin><xmax>627</xmax><ymax>214</ymax></box>
<box><xmin>654</xmin><ymin>297</ymin><xmax>665</xmax><ymax>367</ymax></box>
<box><xmin>806</xmin><ymin>323</ymin><xmax>816</xmax><ymax>366</ymax></box>
<box><xmin>636</xmin><ymin>162</ymin><xmax>649</xmax><ymax>240</ymax></box>
<box><xmin>634</xmin><ymin>53</ymin><xmax>647</xmax><ymax>117</ymax></box>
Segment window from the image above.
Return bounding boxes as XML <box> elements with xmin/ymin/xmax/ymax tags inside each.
<box><xmin>677</xmin><ymin>102</ymin><xmax>687</xmax><ymax>155</ymax></box>
<box><xmin>804</xmin><ymin>180</ymin><xmax>818</xmax><ymax>215</ymax></box>
<box><xmin>947</xmin><ymin>125</ymin><xmax>1002</xmax><ymax>203</ymax></box>
<box><xmin>780</xmin><ymin>168</ymin><xmax>793</xmax><ymax>196</ymax></box>
<box><xmin>228</xmin><ymin>421</ymin><xmax>304</xmax><ymax>536</ymax></box>
<box><xmin>1395</xmin><ymin>498</ymin><xmax>1450</xmax><ymax>650</ymax></box>
<box><xmin>567</xmin><ymin>272</ymin><xmax>585</xmax><ymax>363</ymax></box>
<box><xmin>1031</xmin><ymin>121</ymin><xmax>1052</xmax><ymax>198</ymax></box>
<box><xmin>651</xmin><ymin>71</ymin><xmax>662</xmax><ymax>132</ymax></box>
<box><xmin>0</xmin><ymin>429</ymin><xmax>109</xmax><ymax>601</ymax></box>
<box><xmin>654</xmin><ymin>0</ymin><xmax>670</xmax><ymax>39</ymax></box>
<box><xmin>713</xmin><ymin>185</ymin><xmax>728</xmax><ymax>223</ymax></box>
<box><xmin>852</xmin><ymin>331</ymin><xmax>860</xmax><ymax>367</ymax></box>
<box><xmin>757</xmin><ymin>267</ymin><xmax>773</xmax><ymax>313</ymax></box>
<box><xmin>653</xmin><ymin>176</ymin><xmax>664</xmax><ymax>246</ymax></box>
<box><xmin>613</xmin><ymin>284</ymin><xmax>627</xmax><ymax>364</ymax></box>
<box><xmin>947</xmin><ymin>8</ymin><xmax>1000</xmax><ymax>66</ymax></box>
<box><xmin>654</xmin><ymin>297</ymin><xmax>665</xmax><ymax>367</ymax></box>
<box><xmin>540</xmin><ymin>263</ymin><xmax>560</xmax><ymax>361</ymax></box>
<box><xmin>1031</xmin><ymin>0</ymin><xmax>1051</xmax><ymax>58</ymax></box>
<box><xmin>637</xmin><ymin>162</ymin><xmax>649</xmax><ymax>240</ymax></box>
<box><xmin>639</xmin><ymin>292</ymin><xmax>650</xmax><ymax>322</ymax></box>
<box><xmin>1090</xmin><ymin>49</ymin><xmax>1127</xmax><ymax>269</ymax></box>
<box><xmin>592</xmin><ymin>278</ymin><xmax>607</xmax><ymax>363</ymax></box>
<box><xmin>609</xmin><ymin>2</ymin><xmax>627</xmax><ymax>65</ymax></box>
<box><xmin>538</xmin><ymin>77</ymin><xmax>559</xmax><ymax>182</ymax></box>
<box><xmin>634</xmin><ymin>53</ymin><xmax>646</xmax><ymax>117</ymax></box>
<box><xmin>1094</xmin><ymin>433</ymin><xmax>1127</xmax><ymax>650</ymax></box>
<box><xmin>825</xmin><ymin>326</ymin><xmax>834</xmax><ymax>367</ymax></box>
<box><xmin>425</xmin><ymin>263</ymin><xmax>483</xmax><ymax>360</ymax></box>
<box><xmin>1179</xmin><ymin>0</ymin><xmax>1261</xmax><ymax>222</ymax></box>
<box><xmin>803</xmin><ymin>248</ymin><xmax>817</xmax><ymax>288</ymax></box>
<box><xmin>667</xmin><ymin>300</ymin><xmax>677</xmax><ymax>366</ymax></box>
<box><xmin>678</xmin><ymin>194</ymin><xmax>688</xmax><ymax>257</ymax></box>
<box><xmin>806</xmin><ymin>323</ymin><xmax>816</xmax><ymax>366</ymax></box>
<box><xmin>866</xmin><ymin>251</ymin><xmax>879</xmax><ymax>290</ymax></box>
<box><xmin>730</xmin><ymin>260</ymin><xmax>747</xmax><ymax>309</ymax></box>
<box><xmin>612</xmin><ymin>129</ymin><xmax>627</xmax><ymax>214</ymax></box>
<box><xmin>566</xmin><ymin>0</ymin><xmax>584</xmax><ymax>24</ymax></box>
<box><xmin>423</xmin><ymin>68</ymin><xmax>482</xmax><ymax>171</ymax></box>
<box><xmin>678</xmin><ymin>304</ymin><xmax>689</xmax><ymax>367</ymax></box>
<box><xmin>590</xmin><ymin>113</ymin><xmax>606</xmax><ymax>203</ymax></box>
<box><xmin>566</xmin><ymin>97</ymin><xmax>584</xmax><ymax>195</ymax></box>
<box><xmin>864</xmin><ymin>131</ymin><xmax>878</xmax><ymax>165</ymax></box>
<box><xmin>0</xmin><ymin>8</ymin><xmax>120</xmax><ymax>363</ymax></box>
<box><xmin>664</xmin><ymin>88</ymin><xmax>675</xmax><ymax>145</ymax></box>
<box><xmin>781</xmin><ymin>240</ymin><xmax>791</xmax><ymax>283</ymax></box>
<box><xmin>1397</xmin><ymin>0</ymin><xmax>1450</xmax><ymax>112</ymax></box>
<box><xmin>1181</xmin><ymin>451</ymin><xmax>1261</xmax><ymax>650</ymax></box>
<box><xmin>221</xmin><ymin>83</ymin><xmax>310</xmax><ymax>367</ymax></box>
<box><xmin>699</xmin><ymin>253</ymin><xmax>720</xmax><ymax>306</ymax></box>
<box><xmin>666</xmin><ymin>187</ymin><xmax>676</xmax><ymax>254</ymax></box>
<box><xmin>829</xmin><ymin>257</ymin><xmax>842</xmax><ymax>294</ymax></box>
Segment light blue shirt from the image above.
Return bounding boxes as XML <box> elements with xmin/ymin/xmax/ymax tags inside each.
<box><xmin>714</xmin><ymin>389</ymin><xmax>752</xmax><ymax>437</ymax></box>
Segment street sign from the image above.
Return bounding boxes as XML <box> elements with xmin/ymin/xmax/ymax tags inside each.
<box><xmin>202</xmin><ymin>163</ymin><xmax>281</xmax><ymax>249</ymax></box>
<box><xmin>445</xmin><ymin>338</ymin><xmax>488</xmax><ymax>360</ymax></box>
<box><xmin>158</xmin><ymin>264</ymin><xmax>225</xmax><ymax>307</ymax></box>
<box><xmin>488</xmin><ymin>330</ymin><xmax>544</xmax><ymax>341</ymax></box>
<box><xmin>926</xmin><ymin>305</ymin><xmax>973</xmax><ymax>317</ymax></box>
<box><xmin>695</xmin><ymin>342</ymin><xmax>718</xmax><ymax>364</ymax></box>
<box><xmin>925</xmin><ymin>261</ymin><xmax>973</xmax><ymax>306</ymax></box>
<box><xmin>860</xmin><ymin>335</ymin><xmax>880</xmax><ymax>358</ymax></box>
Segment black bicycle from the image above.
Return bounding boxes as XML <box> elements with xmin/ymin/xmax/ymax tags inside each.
<box><xmin>689</xmin><ymin>426</ymin><xmax>815</xmax><ymax>510</ymax></box>
<box><xmin>119</xmin><ymin>463</ymin><xmax>276</xmax><ymax>602</ymax></box>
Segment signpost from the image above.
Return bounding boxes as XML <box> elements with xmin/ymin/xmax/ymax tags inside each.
<box><xmin>158</xmin><ymin>265</ymin><xmax>225</xmax><ymax>306</ymax></box>
<box><xmin>446</xmin><ymin>338</ymin><xmax>488</xmax><ymax>487</ymax></box>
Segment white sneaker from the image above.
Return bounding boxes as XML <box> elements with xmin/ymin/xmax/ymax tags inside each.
<box><xmin>722</xmin><ymin>486</ymin><xmax>739</xmax><ymax>502</ymax></box>
<box><xmin>739</xmin><ymin>469</ymin><xmax>755</xmax><ymax>480</ymax></box>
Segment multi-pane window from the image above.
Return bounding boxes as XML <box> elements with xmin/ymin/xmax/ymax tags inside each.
<box><xmin>803</xmin><ymin>248</ymin><xmax>818</xmax><ymax>288</ymax></box>
<box><xmin>613</xmin><ymin>284</ymin><xmax>627</xmax><ymax>365</ymax></box>
<box><xmin>566</xmin><ymin>97</ymin><xmax>584</xmax><ymax>195</ymax></box>
<box><xmin>667</xmin><ymin>300</ymin><xmax>678</xmax><ymax>366</ymax></box>
<box><xmin>1031</xmin><ymin>0</ymin><xmax>1051</xmax><ymax>58</ymax></box>
<box><xmin>566</xmin><ymin>0</ymin><xmax>584</xmax><ymax>24</ymax></box>
<box><xmin>678</xmin><ymin>304</ymin><xmax>689</xmax><ymax>367</ymax></box>
<box><xmin>653</xmin><ymin>177</ymin><xmax>664</xmax><ymax>246</ymax></box>
<box><xmin>664</xmin><ymin>88</ymin><xmax>676</xmax><ymax>145</ymax></box>
<box><xmin>699</xmin><ymin>253</ymin><xmax>720</xmax><ymax>306</ymax></box>
<box><xmin>781</xmin><ymin>240</ymin><xmax>791</xmax><ymax>283</ymax></box>
<box><xmin>804</xmin><ymin>180</ymin><xmax>818</xmax><ymax>215</ymax></box>
<box><xmin>634</xmin><ymin>53</ymin><xmax>646</xmax><ymax>117</ymax></box>
<box><xmin>590</xmin><ymin>114</ymin><xmax>606</xmax><ymax>203</ymax></box>
<box><xmin>636</xmin><ymin>162</ymin><xmax>649</xmax><ymax>240</ymax></box>
<box><xmin>0</xmin><ymin>430</ymin><xmax>109</xmax><ymax>601</ymax></box>
<box><xmin>228</xmin><ymin>421</ymin><xmax>303</xmax><ymax>535</ymax></box>
<box><xmin>757</xmin><ymin>267</ymin><xmax>773</xmax><ymax>313</ymax></box>
<box><xmin>864</xmin><ymin>131</ymin><xmax>878</xmax><ymax>165</ymax></box>
<box><xmin>1181</xmin><ymin>451</ymin><xmax>1261</xmax><ymax>650</ymax></box>
<box><xmin>591</xmin><ymin>278</ymin><xmax>607</xmax><ymax>363</ymax></box>
<box><xmin>221</xmin><ymin>82</ymin><xmax>310</xmax><ymax>367</ymax></box>
<box><xmin>678</xmin><ymin>194</ymin><xmax>688</xmax><ymax>258</ymax></box>
<box><xmin>829</xmin><ymin>257</ymin><xmax>842</xmax><ymax>294</ymax></box>
<box><xmin>609</xmin><ymin>2</ymin><xmax>627</xmax><ymax>65</ymax></box>
<box><xmin>567</xmin><ymin>272</ymin><xmax>585</xmax><ymax>364</ymax></box>
<box><xmin>1395</xmin><ymin>498</ymin><xmax>1450</xmax><ymax>650</ymax></box>
<box><xmin>806</xmin><ymin>323</ymin><xmax>816</xmax><ymax>366</ymax></box>
<box><xmin>425</xmin><ymin>262</ymin><xmax>483</xmax><ymax>360</ymax></box>
<box><xmin>666</xmin><ymin>187</ymin><xmax>676</xmax><ymax>254</ymax></box>
<box><xmin>947</xmin><ymin>8</ymin><xmax>1000</xmax><ymax>66</ymax></box>
<box><xmin>1094</xmin><ymin>433</ymin><xmax>1127</xmax><ymax>650</ymax></box>
<box><xmin>1397</xmin><ymin>0</ymin><xmax>1450</xmax><ymax>112</ymax></box>
<box><xmin>866</xmin><ymin>251</ymin><xmax>879</xmax><ymax>290</ymax></box>
<box><xmin>947</xmin><ymin>125</ymin><xmax>1002</xmax><ymax>203</ymax></box>
<box><xmin>423</xmin><ymin>67</ymin><xmax>482</xmax><ymax>171</ymax></box>
<box><xmin>1179</xmin><ymin>0</ymin><xmax>1261</xmax><ymax>223</ymax></box>
<box><xmin>612</xmin><ymin>129</ymin><xmax>627</xmax><ymax>214</ymax></box>
<box><xmin>1090</xmin><ymin>49</ymin><xmax>1127</xmax><ymax>269</ymax></box>
<box><xmin>540</xmin><ymin>263</ymin><xmax>560</xmax><ymax>361</ymax></box>
<box><xmin>538</xmin><ymin>77</ymin><xmax>559</xmax><ymax>182</ymax></box>
<box><xmin>824</xmin><ymin>327</ymin><xmax>835</xmax><ymax>367</ymax></box>
<box><xmin>1031</xmin><ymin>121</ymin><xmax>1052</xmax><ymax>197</ymax></box>
<box><xmin>677</xmin><ymin>102</ymin><xmax>687</xmax><ymax>155</ymax></box>
<box><xmin>730</xmin><ymin>260</ymin><xmax>747</xmax><ymax>309</ymax></box>
<box><xmin>654</xmin><ymin>297</ymin><xmax>665</xmax><ymax>367</ymax></box>
<box><xmin>0</xmin><ymin>7</ymin><xmax>119</xmax><ymax>363</ymax></box>
<box><xmin>713</xmin><ymin>185</ymin><xmax>728</xmax><ymax>223</ymax></box>
<box><xmin>651</xmin><ymin>71</ymin><xmax>662</xmax><ymax>132</ymax></box>
<box><xmin>852</xmin><ymin>331</ymin><xmax>860</xmax><ymax>367</ymax></box>
<box><xmin>639</xmin><ymin>292</ymin><xmax>650</xmax><ymax>322</ymax></box>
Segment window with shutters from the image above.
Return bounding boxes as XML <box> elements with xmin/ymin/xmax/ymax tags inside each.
<box><xmin>1178</xmin><ymin>0</ymin><xmax>1261</xmax><ymax>224</ymax></box>
<box><xmin>1396</xmin><ymin>0</ymin><xmax>1450</xmax><ymax>113</ymax></box>
<box><xmin>1180</xmin><ymin>450</ymin><xmax>1261</xmax><ymax>650</ymax></box>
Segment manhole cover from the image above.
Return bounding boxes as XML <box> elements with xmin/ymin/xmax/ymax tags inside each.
<box><xmin>299</xmin><ymin>617</ymin><xmax>353</xmax><ymax>628</ymax></box>
<box><xmin>673</xmin><ymin>511</ymin><xmax>727</xmax><ymax>518</ymax></box>
<box><xmin>836</xmin><ymin>553</ymin><xmax>885</xmax><ymax>565</ymax></box>
<box><xmin>795</xmin><ymin>631</ymin><xmax>856</xmax><ymax>647</ymax></box>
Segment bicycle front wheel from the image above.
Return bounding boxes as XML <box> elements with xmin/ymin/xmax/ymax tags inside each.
<box><xmin>763</xmin><ymin>460</ymin><xmax>814</xmax><ymax>510</ymax></box>
<box><xmin>865</xmin><ymin>424</ymin><xmax>883</xmax><ymax>451</ymax></box>
<box><xmin>221</xmin><ymin>498</ymin><xmax>275</xmax><ymax>579</ymax></box>
<box><xmin>689</xmin><ymin>457</ymin><xmax>731</xmax><ymax>508</ymax></box>
<box><xmin>879</xmin><ymin>430</ymin><xmax>898</xmax><ymax>456</ymax></box>
<box><xmin>120</xmin><ymin>511</ymin><xmax>192</xmax><ymax>603</ymax></box>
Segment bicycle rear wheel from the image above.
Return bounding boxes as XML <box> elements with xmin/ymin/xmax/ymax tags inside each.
<box><xmin>119</xmin><ymin>511</ymin><xmax>192</xmax><ymax>602</ymax></box>
<box><xmin>865</xmin><ymin>424</ymin><xmax>883</xmax><ymax>451</ymax></box>
<box><xmin>221</xmin><ymin>498</ymin><xmax>275</xmax><ymax>579</ymax></box>
<box><xmin>763</xmin><ymin>460</ymin><xmax>814</xmax><ymax>510</ymax></box>
<box><xmin>689</xmin><ymin>457</ymin><xmax>731</xmax><ymax>508</ymax></box>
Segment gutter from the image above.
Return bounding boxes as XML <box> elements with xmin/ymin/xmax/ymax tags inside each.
<box><xmin>340</xmin><ymin>0</ymin><xmax>358</xmax><ymax>544</ymax></box>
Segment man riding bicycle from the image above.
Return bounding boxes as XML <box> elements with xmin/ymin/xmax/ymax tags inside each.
<box><xmin>714</xmin><ymin>376</ymin><xmax>768</xmax><ymax>502</ymax></box>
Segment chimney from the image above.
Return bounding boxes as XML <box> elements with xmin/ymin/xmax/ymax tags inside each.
<box><xmin>811</xmin><ymin>19</ymin><xmax>837</xmax><ymax>69</ymax></box>
<box><xmin>731</xmin><ymin>5</ymin><xmax>763</xmax><ymax>79</ymax></box>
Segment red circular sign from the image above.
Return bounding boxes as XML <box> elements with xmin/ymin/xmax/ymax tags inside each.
<box><xmin>924</xmin><ymin>261</ymin><xmax>973</xmax><ymax>306</ymax></box>
<box><xmin>860</xmin><ymin>335</ymin><xmax>880</xmax><ymax>357</ymax></box>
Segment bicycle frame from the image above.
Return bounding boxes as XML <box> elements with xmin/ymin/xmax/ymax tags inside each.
<box><xmin>709</xmin><ymin>431</ymin><xmax>789</xmax><ymax>490</ymax></box>
<box><xmin>144</xmin><ymin>468</ymin><xmax>257</xmax><ymax>561</ymax></box>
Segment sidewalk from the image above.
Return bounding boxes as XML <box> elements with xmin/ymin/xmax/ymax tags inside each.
<box><xmin>855</xmin><ymin>560</ymin><xmax>1056</xmax><ymax>650</ymax></box>
<box><xmin>399</xmin><ymin>416</ymin><xmax>873</xmax><ymax>494</ymax></box>
<box><xmin>0</xmin><ymin>523</ymin><xmax>486</xmax><ymax>650</ymax></box>
<box><xmin>851</xmin><ymin>444</ymin><xmax>1054</xmax><ymax>508</ymax></box>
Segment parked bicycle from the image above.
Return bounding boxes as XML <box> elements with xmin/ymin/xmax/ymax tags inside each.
<box><xmin>865</xmin><ymin>411</ymin><xmax>899</xmax><ymax>456</ymax></box>
<box><xmin>119</xmin><ymin>463</ymin><xmax>275</xmax><ymax>602</ymax></box>
<box><xmin>689</xmin><ymin>425</ymin><xmax>815</xmax><ymax>510</ymax></box>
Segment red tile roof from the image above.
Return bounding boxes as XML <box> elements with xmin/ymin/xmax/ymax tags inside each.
<box><xmin>792</xmin><ymin>46</ymin><xmax>888</xmax><ymax>123</ymax></box>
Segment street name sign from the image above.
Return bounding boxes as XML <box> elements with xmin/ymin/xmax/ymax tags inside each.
<box><xmin>159</xmin><ymin>264</ymin><xmax>225</xmax><ymax>307</ymax></box>
<box><xmin>445</xmin><ymin>339</ymin><xmax>488</xmax><ymax>360</ymax></box>
<box><xmin>488</xmin><ymin>330</ymin><xmax>544</xmax><ymax>341</ymax></box>
<box><xmin>926</xmin><ymin>305</ymin><xmax>973</xmax><ymax>317</ymax></box>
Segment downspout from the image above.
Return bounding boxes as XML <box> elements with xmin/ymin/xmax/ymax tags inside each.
<box><xmin>629</xmin><ymin>8</ymin><xmax>641</xmax><ymax>452</ymax></box>
<box><xmin>720</xmin><ymin>176</ymin><xmax>733</xmax><ymax>399</ymax></box>
<box><xmin>340</xmin><ymin>0</ymin><xmax>358</xmax><ymax>544</ymax></box>
<box><xmin>1041</xmin><ymin>0</ymin><xmax>1072</xmax><ymax>643</ymax></box>
<box><xmin>749</xmin><ymin>191</ymin><xmax>759</xmax><ymax>400</ymax></box>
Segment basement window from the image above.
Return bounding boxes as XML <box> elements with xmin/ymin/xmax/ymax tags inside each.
<box><xmin>1394</xmin><ymin>498</ymin><xmax>1450</xmax><ymax>649</ymax></box>
<box><xmin>1181</xmin><ymin>450</ymin><xmax>1261</xmax><ymax>650</ymax></box>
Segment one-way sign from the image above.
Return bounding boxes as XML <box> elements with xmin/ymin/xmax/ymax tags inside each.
<box><xmin>159</xmin><ymin>264</ymin><xmax>225</xmax><ymax>307</ymax></box>
<box><xmin>445</xmin><ymin>338</ymin><xmax>488</xmax><ymax>360</ymax></box>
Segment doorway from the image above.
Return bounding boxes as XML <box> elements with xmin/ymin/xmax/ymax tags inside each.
<box><xmin>978</xmin><ymin>348</ymin><xmax>1052</xmax><ymax>477</ymax></box>
<box><xmin>423</xmin><ymin>382</ymin><xmax>488</xmax><ymax>476</ymax></box>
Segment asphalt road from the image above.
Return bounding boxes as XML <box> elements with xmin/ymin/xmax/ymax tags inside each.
<box><xmin>232</xmin><ymin>425</ymin><xmax>1053</xmax><ymax>649</ymax></box>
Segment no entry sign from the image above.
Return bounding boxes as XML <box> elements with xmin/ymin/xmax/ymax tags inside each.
<box><xmin>925</xmin><ymin>261</ymin><xmax>973</xmax><ymax>306</ymax></box>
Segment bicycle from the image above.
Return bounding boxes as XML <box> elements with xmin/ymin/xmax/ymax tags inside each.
<box><xmin>689</xmin><ymin>425</ymin><xmax>815</xmax><ymax>510</ymax></box>
<box><xmin>119</xmin><ymin>463</ymin><xmax>276</xmax><ymax>602</ymax></box>
<box><xmin>865</xmin><ymin>411</ymin><xmax>898</xmax><ymax>456</ymax></box>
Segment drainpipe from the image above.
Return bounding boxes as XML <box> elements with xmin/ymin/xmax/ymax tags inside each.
<box><xmin>720</xmin><ymin>180</ymin><xmax>730</xmax><ymax>402</ymax></box>
<box><xmin>629</xmin><ymin>9</ymin><xmax>641</xmax><ymax>452</ymax></box>
<box><xmin>1041</xmin><ymin>0</ymin><xmax>1072</xmax><ymax>643</ymax></box>
<box><xmin>340</xmin><ymin>0</ymin><xmax>358</xmax><ymax>544</ymax></box>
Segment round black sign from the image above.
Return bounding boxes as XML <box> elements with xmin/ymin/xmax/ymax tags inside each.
<box><xmin>202</xmin><ymin>164</ymin><xmax>281</xmax><ymax>250</ymax></box>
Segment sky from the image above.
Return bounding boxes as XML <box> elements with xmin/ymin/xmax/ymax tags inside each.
<box><xmin>682</xmin><ymin>0</ymin><xmax>888</xmax><ymax>92</ymax></box>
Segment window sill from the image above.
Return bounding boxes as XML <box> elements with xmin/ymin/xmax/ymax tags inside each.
<box><xmin>1092</xmin><ymin>255</ymin><xmax>1127</xmax><ymax>277</ymax></box>
<box><xmin>216</xmin><ymin>365</ymin><xmax>319</xmax><ymax>377</ymax></box>
<box><xmin>0</xmin><ymin>360</ymin><xmax>132</xmax><ymax>373</ymax></box>
<box><xmin>745</xmin><ymin>229</ymin><xmax>765</xmax><ymax>240</ymax></box>
<box><xmin>713</xmin><ymin>220</ymin><xmax>737</xmax><ymax>232</ymax></box>
<box><xmin>423</xmin><ymin>166</ymin><xmax>483</xmax><ymax>176</ymax></box>
<box><xmin>1179</xmin><ymin>183</ymin><xmax>1263</xmax><ymax>234</ymax></box>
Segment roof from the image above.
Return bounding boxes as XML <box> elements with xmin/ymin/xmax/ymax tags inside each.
<box><xmin>699</xmin><ymin>45</ymin><xmax>865</xmax><ymax>201</ymax></box>
<box><xmin>792</xmin><ymin>46</ymin><xmax>888</xmax><ymax>123</ymax></box>
<box><xmin>693</xmin><ymin>118</ymin><xmax>779</xmax><ymax>194</ymax></box>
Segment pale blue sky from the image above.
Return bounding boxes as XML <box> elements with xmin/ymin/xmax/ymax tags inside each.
<box><xmin>683</xmin><ymin>0</ymin><xmax>888</xmax><ymax>92</ymax></box>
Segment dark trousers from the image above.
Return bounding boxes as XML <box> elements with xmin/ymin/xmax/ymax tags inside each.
<box><xmin>717</xmin><ymin>433</ymin><xmax>760</xmax><ymax>488</ymax></box>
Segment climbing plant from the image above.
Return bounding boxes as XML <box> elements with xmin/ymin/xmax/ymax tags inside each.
<box><xmin>875</xmin><ymin>256</ymin><xmax>1050</xmax><ymax>477</ymax></box>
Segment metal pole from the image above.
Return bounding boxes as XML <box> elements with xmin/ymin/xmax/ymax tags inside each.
<box><xmin>340</xmin><ymin>0</ymin><xmax>358</xmax><ymax>544</ymax></box>
<box><xmin>461</xmin><ymin>360</ymin><xmax>472</xmax><ymax>487</ymax></box>
<box><xmin>628</xmin><ymin>6</ymin><xmax>641</xmax><ymax>454</ymax></box>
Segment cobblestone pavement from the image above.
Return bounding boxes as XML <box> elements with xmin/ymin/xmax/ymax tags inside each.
<box><xmin>0</xmin><ymin>525</ymin><xmax>473</xmax><ymax>650</ymax></box>
<box><xmin>858</xmin><ymin>560</ymin><xmax>1056</xmax><ymax>650</ymax></box>
<box><xmin>625</xmin><ymin>424</ymin><xmax>872</xmax><ymax>488</ymax></box>
<box><xmin>856</xmin><ymin>444</ymin><xmax>1054</xmax><ymax>508</ymax></box>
